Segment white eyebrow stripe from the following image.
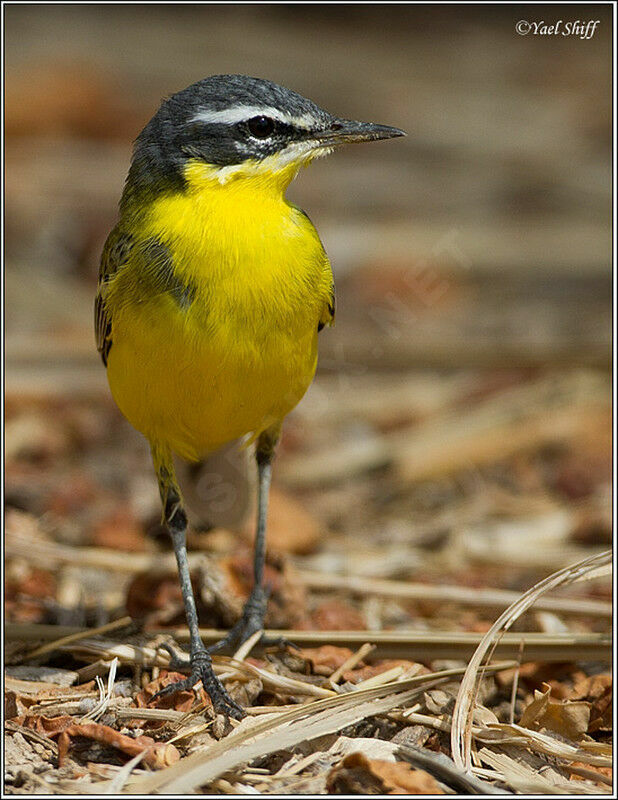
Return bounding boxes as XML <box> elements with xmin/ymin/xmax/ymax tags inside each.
<box><xmin>190</xmin><ymin>105</ymin><xmax>318</xmax><ymax>129</ymax></box>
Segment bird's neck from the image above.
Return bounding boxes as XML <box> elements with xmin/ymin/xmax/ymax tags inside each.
<box><xmin>136</xmin><ymin>156</ymin><xmax>319</xmax><ymax>284</ymax></box>
<box><xmin>156</xmin><ymin>157</ymin><xmax>303</xmax><ymax>237</ymax></box>
<box><xmin>182</xmin><ymin>157</ymin><xmax>302</xmax><ymax>196</ymax></box>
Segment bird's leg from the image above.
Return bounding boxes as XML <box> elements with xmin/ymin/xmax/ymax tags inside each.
<box><xmin>208</xmin><ymin>426</ymin><xmax>282</xmax><ymax>654</ymax></box>
<box><xmin>148</xmin><ymin>444</ymin><xmax>244</xmax><ymax>719</ymax></box>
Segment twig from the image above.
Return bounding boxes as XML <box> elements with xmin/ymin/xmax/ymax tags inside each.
<box><xmin>5</xmin><ymin>720</ymin><xmax>59</xmax><ymax>755</ymax></box>
<box><xmin>7</xmin><ymin>624</ymin><xmax>610</xmax><ymax>665</ymax></box>
<box><xmin>326</xmin><ymin>642</ymin><xmax>376</xmax><ymax>687</ymax></box>
<box><xmin>161</xmin><ymin>628</ymin><xmax>612</xmax><ymax>663</ymax></box>
<box><xmin>222</xmin><ymin>656</ymin><xmax>337</xmax><ymax>699</ymax></box>
<box><xmin>21</xmin><ymin>617</ymin><xmax>132</xmax><ymax>661</ymax></box>
<box><xmin>397</xmin><ymin>743</ymin><xmax>508</xmax><ymax>795</ymax></box>
<box><xmin>484</xmin><ymin>724</ymin><xmax>612</xmax><ymax>768</ymax></box>
<box><xmin>281</xmin><ymin>372</ymin><xmax>610</xmax><ymax>485</ymax></box>
<box><xmin>508</xmin><ymin>640</ymin><xmax>525</xmax><ymax>725</ymax></box>
<box><xmin>232</xmin><ymin>629</ymin><xmax>263</xmax><ymax>662</ymax></box>
<box><xmin>114</xmin><ymin>707</ymin><xmax>186</xmax><ymax>723</ymax></box>
<box><xmin>6</xmin><ymin>522</ymin><xmax>611</xmax><ymax>617</ymax></box>
<box><xmin>297</xmin><ymin>570</ymin><xmax>612</xmax><ymax>618</ymax></box>
<box><xmin>352</xmin><ymin>664</ymin><xmax>408</xmax><ymax>689</ymax></box>
<box><xmin>565</xmin><ymin>764</ymin><xmax>613</xmax><ymax>788</ymax></box>
<box><xmin>81</xmin><ymin>658</ymin><xmax>118</xmax><ymax>722</ymax></box>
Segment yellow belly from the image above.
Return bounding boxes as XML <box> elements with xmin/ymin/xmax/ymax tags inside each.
<box><xmin>106</xmin><ymin>294</ymin><xmax>318</xmax><ymax>461</ymax></box>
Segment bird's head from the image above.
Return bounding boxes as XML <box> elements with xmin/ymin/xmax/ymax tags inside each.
<box><xmin>124</xmin><ymin>74</ymin><xmax>405</xmax><ymax>201</ymax></box>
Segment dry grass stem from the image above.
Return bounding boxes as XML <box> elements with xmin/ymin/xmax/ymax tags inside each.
<box><xmin>104</xmin><ymin>751</ymin><xmax>147</xmax><ymax>794</ymax></box>
<box><xmin>298</xmin><ymin>570</ymin><xmax>612</xmax><ymax>617</ymax></box>
<box><xmin>12</xmin><ymin>625</ymin><xmax>608</xmax><ymax>666</ymax></box>
<box><xmin>80</xmin><ymin>657</ymin><xmax>118</xmax><ymax>722</ymax></box>
<box><xmin>484</xmin><ymin>724</ymin><xmax>612</xmax><ymax>768</ymax></box>
<box><xmin>21</xmin><ymin>617</ymin><xmax>132</xmax><ymax>661</ymax></box>
<box><xmin>128</xmin><ymin>662</ymin><xmax>515</xmax><ymax>793</ymax></box>
<box><xmin>325</xmin><ymin>642</ymin><xmax>376</xmax><ymax>687</ymax></box>
<box><xmin>129</xmin><ymin>686</ymin><xmax>426</xmax><ymax>793</ymax></box>
<box><xmin>165</xmin><ymin>628</ymin><xmax>612</xmax><ymax>662</ymax></box>
<box><xmin>451</xmin><ymin>549</ymin><xmax>612</xmax><ymax>773</ymax></box>
<box><xmin>232</xmin><ymin>629</ymin><xmax>264</xmax><ymax>662</ymax></box>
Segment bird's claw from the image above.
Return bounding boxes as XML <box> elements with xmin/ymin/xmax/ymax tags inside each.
<box><xmin>158</xmin><ymin>641</ymin><xmax>192</xmax><ymax>672</ymax></box>
<box><xmin>150</xmin><ymin>647</ymin><xmax>245</xmax><ymax>720</ymax></box>
<box><xmin>260</xmin><ymin>633</ymin><xmax>299</xmax><ymax>652</ymax></box>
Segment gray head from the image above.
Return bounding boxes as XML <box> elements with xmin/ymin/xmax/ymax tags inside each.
<box><xmin>123</xmin><ymin>74</ymin><xmax>404</xmax><ymax>204</ymax></box>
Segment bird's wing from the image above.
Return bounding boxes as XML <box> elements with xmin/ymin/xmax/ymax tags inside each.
<box><xmin>318</xmin><ymin>271</ymin><xmax>335</xmax><ymax>331</ymax></box>
<box><xmin>323</xmin><ymin>283</ymin><xmax>336</xmax><ymax>327</ymax></box>
<box><xmin>289</xmin><ymin>202</ymin><xmax>335</xmax><ymax>332</ymax></box>
<box><xmin>95</xmin><ymin>229</ymin><xmax>134</xmax><ymax>366</ymax></box>
<box><xmin>95</xmin><ymin>230</ymin><xmax>198</xmax><ymax>366</ymax></box>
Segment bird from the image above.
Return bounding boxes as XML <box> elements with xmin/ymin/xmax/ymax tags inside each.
<box><xmin>95</xmin><ymin>74</ymin><xmax>404</xmax><ymax>718</ymax></box>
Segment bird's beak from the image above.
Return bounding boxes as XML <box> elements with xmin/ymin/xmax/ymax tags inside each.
<box><xmin>312</xmin><ymin>119</ymin><xmax>406</xmax><ymax>146</ymax></box>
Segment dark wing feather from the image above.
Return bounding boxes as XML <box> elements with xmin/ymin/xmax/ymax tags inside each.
<box><xmin>318</xmin><ymin>283</ymin><xmax>335</xmax><ymax>332</ymax></box>
<box><xmin>95</xmin><ymin>230</ymin><xmax>134</xmax><ymax>365</ymax></box>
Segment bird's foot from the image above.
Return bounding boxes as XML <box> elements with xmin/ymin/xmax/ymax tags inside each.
<box><xmin>150</xmin><ymin>646</ymin><xmax>245</xmax><ymax>720</ymax></box>
<box><xmin>207</xmin><ymin>585</ymin><xmax>296</xmax><ymax>655</ymax></box>
<box><xmin>207</xmin><ymin>585</ymin><xmax>268</xmax><ymax>655</ymax></box>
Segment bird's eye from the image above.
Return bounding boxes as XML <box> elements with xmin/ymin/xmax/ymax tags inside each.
<box><xmin>247</xmin><ymin>116</ymin><xmax>275</xmax><ymax>138</ymax></box>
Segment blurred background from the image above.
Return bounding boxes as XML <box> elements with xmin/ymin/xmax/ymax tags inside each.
<box><xmin>4</xmin><ymin>4</ymin><xmax>612</xmax><ymax>632</ymax></box>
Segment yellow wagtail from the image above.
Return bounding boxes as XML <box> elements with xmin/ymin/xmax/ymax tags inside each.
<box><xmin>96</xmin><ymin>75</ymin><xmax>404</xmax><ymax>717</ymax></box>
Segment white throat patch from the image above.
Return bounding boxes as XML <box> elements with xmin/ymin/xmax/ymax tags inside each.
<box><xmin>200</xmin><ymin>140</ymin><xmax>333</xmax><ymax>185</ymax></box>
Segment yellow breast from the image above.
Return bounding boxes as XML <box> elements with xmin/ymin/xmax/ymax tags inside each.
<box><xmin>105</xmin><ymin>159</ymin><xmax>333</xmax><ymax>460</ymax></box>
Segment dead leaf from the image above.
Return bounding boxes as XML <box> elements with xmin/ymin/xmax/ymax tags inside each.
<box><xmin>55</xmin><ymin>721</ymin><xmax>179</xmax><ymax>769</ymax></box>
<box><xmin>125</xmin><ymin>571</ymin><xmax>184</xmax><ymax>625</ymax></box>
<box><xmin>326</xmin><ymin>752</ymin><xmax>390</xmax><ymax>794</ymax></box>
<box><xmin>298</xmin><ymin>646</ymin><xmax>355</xmax><ymax>676</ymax></box>
<box><xmin>134</xmin><ymin>670</ymin><xmax>210</xmax><ymax>719</ymax></box>
<box><xmin>499</xmin><ymin>662</ymin><xmax>586</xmax><ymax>697</ymax></box>
<box><xmin>370</xmin><ymin>761</ymin><xmax>444</xmax><ymax>794</ymax></box>
<box><xmin>327</xmin><ymin>752</ymin><xmax>443</xmax><ymax>794</ymax></box>
<box><xmin>12</xmin><ymin>714</ymin><xmax>75</xmax><ymax>736</ymax></box>
<box><xmin>519</xmin><ymin>685</ymin><xmax>550</xmax><ymax>728</ymax></box>
<box><xmin>569</xmin><ymin>673</ymin><xmax>611</xmax><ymax>701</ymax></box>
<box><xmin>569</xmin><ymin>674</ymin><xmax>612</xmax><ymax>733</ymax></box>
<box><xmin>520</xmin><ymin>682</ymin><xmax>591</xmax><ymax>740</ymax></box>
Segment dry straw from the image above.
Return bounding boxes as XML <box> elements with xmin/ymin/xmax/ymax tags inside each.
<box><xmin>450</xmin><ymin>549</ymin><xmax>612</xmax><ymax>773</ymax></box>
